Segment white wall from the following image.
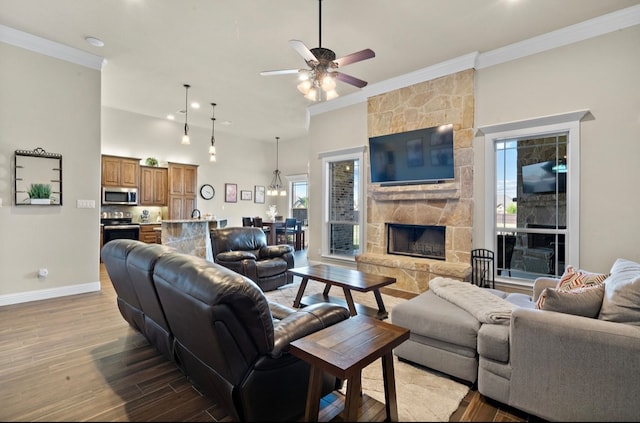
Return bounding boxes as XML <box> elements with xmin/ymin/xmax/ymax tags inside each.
<box><xmin>0</xmin><ymin>42</ymin><xmax>101</xmax><ymax>303</ymax></box>
<box><xmin>306</xmin><ymin>103</ymin><xmax>368</xmax><ymax>264</ymax></box>
<box><xmin>474</xmin><ymin>25</ymin><xmax>640</xmax><ymax>273</ymax></box>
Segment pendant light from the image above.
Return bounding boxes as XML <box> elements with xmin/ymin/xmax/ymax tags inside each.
<box><xmin>209</xmin><ymin>102</ymin><xmax>217</xmax><ymax>162</ymax></box>
<box><xmin>181</xmin><ymin>84</ymin><xmax>191</xmax><ymax>145</ymax></box>
<box><xmin>267</xmin><ymin>136</ymin><xmax>286</xmax><ymax>196</ymax></box>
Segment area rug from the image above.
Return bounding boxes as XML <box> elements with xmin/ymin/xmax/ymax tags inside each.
<box><xmin>265</xmin><ymin>280</ymin><xmax>470</xmax><ymax>422</ymax></box>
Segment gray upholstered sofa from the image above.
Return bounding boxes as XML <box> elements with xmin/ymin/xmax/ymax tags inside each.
<box><xmin>391</xmin><ymin>258</ymin><xmax>640</xmax><ymax>422</ymax></box>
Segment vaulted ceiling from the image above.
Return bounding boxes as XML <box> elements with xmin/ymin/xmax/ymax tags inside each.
<box><xmin>1</xmin><ymin>0</ymin><xmax>638</xmax><ymax>142</ymax></box>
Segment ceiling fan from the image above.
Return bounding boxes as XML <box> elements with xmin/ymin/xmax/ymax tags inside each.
<box><xmin>260</xmin><ymin>0</ymin><xmax>375</xmax><ymax>101</ymax></box>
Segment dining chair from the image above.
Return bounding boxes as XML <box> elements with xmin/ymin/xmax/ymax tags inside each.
<box><xmin>242</xmin><ymin>217</ymin><xmax>254</xmax><ymax>227</ymax></box>
<box><xmin>277</xmin><ymin>218</ymin><xmax>298</xmax><ymax>247</ymax></box>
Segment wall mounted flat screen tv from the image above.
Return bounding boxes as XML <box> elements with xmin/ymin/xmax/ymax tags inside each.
<box><xmin>522</xmin><ymin>160</ymin><xmax>566</xmax><ymax>194</ymax></box>
<box><xmin>369</xmin><ymin>124</ymin><xmax>454</xmax><ymax>186</ymax></box>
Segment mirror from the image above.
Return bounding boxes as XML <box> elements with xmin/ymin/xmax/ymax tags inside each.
<box><xmin>14</xmin><ymin>147</ymin><xmax>63</xmax><ymax>206</ymax></box>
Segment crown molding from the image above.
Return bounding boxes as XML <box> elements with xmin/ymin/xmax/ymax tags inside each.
<box><xmin>0</xmin><ymin>24</ymin><xmax>106</xmax><ymax>70</ymax></box>
<box><xmin>307</xmin><ymin>4</ymin><xmax>640</xmax><ymax>121</ymax></box>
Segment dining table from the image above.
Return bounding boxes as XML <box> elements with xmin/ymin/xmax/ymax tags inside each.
<box><xmin>260</xmin><ymin>220</ymin><xmax>304</xmax><ymax>250</ymax></box>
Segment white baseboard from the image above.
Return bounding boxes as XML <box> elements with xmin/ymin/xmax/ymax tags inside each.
<box><xmin>0</xmin><ymin>282</ymin><xmax>101</xmax><ymax>306</ymax></box>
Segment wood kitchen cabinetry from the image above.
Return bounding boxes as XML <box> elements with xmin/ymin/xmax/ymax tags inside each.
<box><xmin>139</xmin><ymin>224</ymin><xmax>161</xmax><ymax>243</ymax></box>
<box><xmin>139</xmin><ymin>166</ymin><xmax>168</xmax><ymax>206</ymax></box>
<box><xmin>101</xmin><ymin>155</ymin><xmax>140</xmax><ymax>187</ymax></box>
<box><xmin>168</xmin><ymin>162</ymin><xmax>198</xmax><ymax>220</ymax></box>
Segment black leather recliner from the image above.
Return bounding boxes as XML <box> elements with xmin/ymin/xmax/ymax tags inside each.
<box><xmin>210</xmin><ymin>226</ymin><xmax>294</xmax><ymax>291</ymax></box>
<box><xmin>101</xmin><ymin>239</ymin><xmax>350</xmax><ymax>422</ymax></box>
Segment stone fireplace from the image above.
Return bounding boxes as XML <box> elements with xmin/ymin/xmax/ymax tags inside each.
<box><xmin>355</xmin><ymin>69</ymin><xmax>474</xmax><ymax>293</ymax></box>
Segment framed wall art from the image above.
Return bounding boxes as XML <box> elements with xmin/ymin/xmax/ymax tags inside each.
<box><xmin>254</xmin><ymin>185</ymin><xmax>265</xmax><ymax>204</ymax></box>
<box><xmin>225</xmin><ymin>183</ymin><xmax>237</xmax><ymax>203</ymax></box>
<box><xmin>240</xmin><ymin>190</ymin><xmax>252</xmax><ymax>201</ymax></box>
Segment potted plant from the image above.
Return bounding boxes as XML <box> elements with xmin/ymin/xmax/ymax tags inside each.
<box><xmin>145</xmin><ymin>157</ymin><xmax>159</xmax><ymax>167</ymax></box>
<box><xmin>28</xmin><ymin>183</ymin><xmax>51</xmax><ymax>204</ymax></box>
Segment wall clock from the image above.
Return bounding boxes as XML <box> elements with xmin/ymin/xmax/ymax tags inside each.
<box><xmin>200</xmin><ymin>184</ymin><xmax>215</xmax><ymax>200</ymax></box>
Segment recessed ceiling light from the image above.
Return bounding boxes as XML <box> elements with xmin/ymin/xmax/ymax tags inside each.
<box><xmin>167</xmin><ymin>114</ymin><xmax>175</xmax><ymax>120</ymax></box>
<box><xmin>190</xmin><ymin>102</ymin><xmax>200</xmax><ymax>109</ymax></box>
<box><xmin>85</xmin><ymin>36</ymin><xmax>104</xmax><ymax>47</ymax></box>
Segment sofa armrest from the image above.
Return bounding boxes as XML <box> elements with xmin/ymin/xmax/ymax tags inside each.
<box><xmin>532</xmin><ymin>276</ymin><xmax>559</xmax><ymax>301</ymax></box>
<box><xmin>268</xmin><ymin>301</ymin><xmax>297</xmax><ymax>321</ymax></box>
<box><xmin>509</xmin><ymin>307</ymin><xmax>640</xmax><ymax>421</ymax></box>
<box><xmin>260</xmin><ymin>244</ymin><xmax>294</xmax><ymax>258</ymax></box>
<box><xmin>215</xmin><ymin>250</ymin><xmax>257</xmax><ymax>262</ymax></box>
<box><xmin>270</xmin><ymin>303</ymin><xmax>350</xmax><ymax>358</ymax></box>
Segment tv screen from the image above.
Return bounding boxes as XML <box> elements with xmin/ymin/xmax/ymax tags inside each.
<box><xmin>522</xmin><ymin>160</ymin><xmax>566</xmax><ymax>194</ymax></box>
<box><xmin>368</xmin><ymin>124</ymin><xmax>454</xmax><ymax>185</ymax></box>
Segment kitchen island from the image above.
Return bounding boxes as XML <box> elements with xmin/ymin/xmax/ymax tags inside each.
<box><xmin>161</xmin><ymin>220</ymin><xmax>213</xmax><ymax>262</ymax></box>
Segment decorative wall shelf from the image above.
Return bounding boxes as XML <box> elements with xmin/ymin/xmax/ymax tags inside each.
<box><xmin>14</xmin><ymin>147</ymin><xmax>63</xmax><ymax>206</ymax></box>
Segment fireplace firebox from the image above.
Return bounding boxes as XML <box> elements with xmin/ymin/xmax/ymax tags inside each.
<box><xmin>387</xmin><ymin>223</ymin><xmax>446</xmax><ymax>260</ymax></box>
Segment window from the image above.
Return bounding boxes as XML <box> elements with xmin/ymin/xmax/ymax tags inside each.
<box><xmin>480</xmin><ymin>110</ymin><xmax>587</xmax><ymax>285</ymax></box>
<box><xmin>319</xmin><ymin>147</ymin><xmax>365</xmax><ymax>261</ymax></box>
<box><xmin>291</xmin><ymin>180</ymin><xmax>308</xmax><ymax>225</ymax></box>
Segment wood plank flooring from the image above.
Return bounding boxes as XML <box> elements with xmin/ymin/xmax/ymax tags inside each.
<box><xmin>0</xmin><ymin>251</ymin><xmax>538</xmax><ymax>422</ymax></box>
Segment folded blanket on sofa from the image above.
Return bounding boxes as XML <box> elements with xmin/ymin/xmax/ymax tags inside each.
<box><xmin>429</xmin><ymin>277</ymin><xmax>516</xmax><ymax>324</ymax></box>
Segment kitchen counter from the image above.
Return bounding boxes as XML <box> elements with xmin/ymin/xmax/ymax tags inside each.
<box><xmin>160</xmin><ymin>220</ymin><xmax>213</xmax><ymax>262</ymax></box>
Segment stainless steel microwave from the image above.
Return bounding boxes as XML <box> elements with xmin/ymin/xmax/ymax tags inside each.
<box><xmin>102</xmin><ymin>186</ymin><xmax>138</xmax><ymax>205</ymax></box>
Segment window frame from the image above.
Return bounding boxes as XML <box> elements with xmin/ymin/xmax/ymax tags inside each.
<box><xmin>319</xmin><ymin>146</ymin><xmax>366</xmax><ymax>262</ymax></box>
<box><xmin>479</xmin><ymin>110</ymin><xmax>587</xmax><ymax>285</ymax></box>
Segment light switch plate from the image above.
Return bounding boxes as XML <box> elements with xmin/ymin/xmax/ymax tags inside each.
<box><xmin>77</xmin><ymin>199</ymin><xmax>96</xmax><ymax>209</ymax></box>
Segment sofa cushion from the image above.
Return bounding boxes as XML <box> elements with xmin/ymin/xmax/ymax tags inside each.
<box><xmin>598</xmin><ymin>258</ymin><xmax>640</xmax><ymax>325</ymax></box>
<box><xmin>536</xmin><ymin>284</ymin><xmax>605</xmax><ymax>318</ymax></box>
<box><xmin>556</xmin><ymin>265</ymin><xmax>609</xmax><ymax>291</ymax></box>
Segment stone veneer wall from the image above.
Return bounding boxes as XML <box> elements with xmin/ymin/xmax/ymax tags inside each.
<box><xmin>355</xmin><ymin>69</ymin><xmax>474</xmax><ymax>294</ymax></box>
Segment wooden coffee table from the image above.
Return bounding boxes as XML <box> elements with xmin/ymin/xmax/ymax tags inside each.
<box><xmin>290</xmin><ymin>314</ymin><xmax>410</xmax><ymax>422</ymax></box>
<box><xmin>289</xmin><ymin>264</ymin><xmax>396</xmax><ymax>319</ymax></box>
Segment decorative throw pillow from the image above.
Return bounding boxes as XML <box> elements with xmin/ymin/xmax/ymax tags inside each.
<box><xmin>598</xmin><ymin>258</ymin><xmax>640</xmax><ymax>325</ymax></box>
<box><xmin>536</xmin><ymin>284</ymin><xmax>605</xmax><ymax>318</ymax></box>
<box><xmin>556</xmin><ymin>265</ymin><xmax>609</xmax><ymax>292</ymax></box>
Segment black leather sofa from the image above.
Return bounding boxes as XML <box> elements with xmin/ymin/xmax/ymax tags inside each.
<box><xmin>210</xmin><ymin>226</ymin><xmax>294</xmax><ymax>291</ymax></box>
<box><xmin>101</xmin><ymin>239</ymin><xmax>350</xmax><ymax>421</ymax></box>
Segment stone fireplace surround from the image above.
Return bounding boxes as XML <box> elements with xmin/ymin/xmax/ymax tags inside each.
<box><xmin>355</xmin><ymin>70</ymin><xmax>474</xmax><ymax>294</ymax></box>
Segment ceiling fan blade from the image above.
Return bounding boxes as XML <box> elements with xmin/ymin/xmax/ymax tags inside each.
<box><xmin>334</xmin><ymin>72</ymin><xmax>368</xmax><ymax>88</ymax></box>
<box><xmin>289</xmin><ymin>39</ymin><xmax>318</xmax><ymax>63</ymax></box>
<box><xmin>260</xmin><ymin>69</ymin><xmax>302</xmax><ymax>76</ymax></box>
<box><xmin>334</xmin><ymin>48</ymin><xmax>375</xmax><ymax>67</ymax></box>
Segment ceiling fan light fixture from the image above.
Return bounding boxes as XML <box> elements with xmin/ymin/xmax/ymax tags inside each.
<box><xmin>297</xmin><ymin>80</ymin><xmax>312</xmax><ymax>94</ymax></box>
<box><xmin>325</xmin><ymin>89</ymin><xmax>338</xmax><ymax>100</ymax></box>
<box><xmin>304</xmin><ymin>87</ymin><xmax>318</xmax><ymax>101</ymax></box>
<box><xmin>321</xmin><ymin>74</ymin><xmax>336</xmax><ymax>91</ymax></box>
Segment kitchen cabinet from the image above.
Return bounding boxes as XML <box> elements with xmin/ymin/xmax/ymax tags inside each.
<box><xmin>168</xmin><ymin>162</ymin><xmax>198</xmax><ymax>220</ymax></box>
<box><xmin>102</xmin><ymin>155</ymin><xmax>140</xmax><ymax>187</ymax></box>
<box><xmin>139</xmin><ymin>166</ymin><xmax>168</xmax><ymax>206</ymax></box>
<box><xmin>139</xmin><ymin>224</ymin><xmax>161</xmax><ymax>243</ymax></box>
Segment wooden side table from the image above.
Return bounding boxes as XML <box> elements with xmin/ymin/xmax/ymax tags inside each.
<box><xmin>290</xmin><ymin>315</ymin><xmax>409</xmax><ymax>422</ymax></box>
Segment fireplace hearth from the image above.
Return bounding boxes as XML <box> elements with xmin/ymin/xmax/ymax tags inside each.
<box><xmin>387</xmin><ymin>223</ymin><xmax>446</xmax><ymax>260</ymax></box>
